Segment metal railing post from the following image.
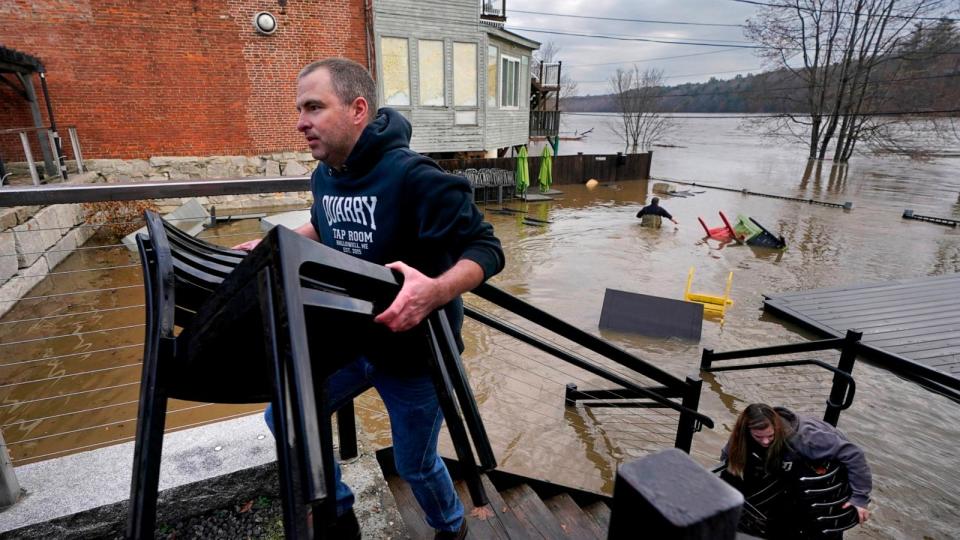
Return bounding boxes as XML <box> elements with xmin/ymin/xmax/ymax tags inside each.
<box><xmin>824</xmin><ymin>329</ymin><xmax>862</xmax><ymax>426</ymax></box>
<box><xmin>700</xmin><ymin>348</ymin><xmax>714</xmax><ymax>371</ymax></box>
<box><xmin>336</xmin><ymin>401</ymin><xmax>358</xmax><ymax>461</ymax></box>
<box><xmin>674</xmin><ymin>374</ymin><xmax>703</xmax><ymax>453</ymax></box>
<box><xmin>19</xmin><ymin>132</ymin><xmax>41</xmax><ymax>186</ymax></box>
<box><xmin>46</xmin><ymin>129</ymin><xmax>66</xmax><ymax>182</ymax></box>
<box><xmin>0</xmin><ymin>431</ymin><xmax>21</xmax><ymax>509</ymax></box>
<box><xmin>68</xmin><ymin>127</ymin><xmax>85</xmax><ymax>173</ymax></box>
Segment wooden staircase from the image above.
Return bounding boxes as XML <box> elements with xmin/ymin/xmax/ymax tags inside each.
<box><xmin>378</xmin><ymin>450</ymin><xmax>612</xmax><ymax>539</ymax></box>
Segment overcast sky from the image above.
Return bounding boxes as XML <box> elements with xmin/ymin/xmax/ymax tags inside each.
<box><xmin>503</xmin><ymin>0</ymin><xmax>775</xmax><ymax>94</ymax></box>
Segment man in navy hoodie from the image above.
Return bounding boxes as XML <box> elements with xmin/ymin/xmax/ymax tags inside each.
<box><xmin>235</xmin><ymin>58</ymin><xmax>503</xmax><ymax>539</ymax></box>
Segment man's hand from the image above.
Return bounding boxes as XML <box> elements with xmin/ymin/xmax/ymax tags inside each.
<box><xmin>671</xmin><ymin>218</ymin><xmax>679</xmax><ymax>226</ymax></box>
<box><xmin>843</xmin><ymin>502</ymin><xmax>870</xmax><ymax>524</ymax></box>
<box><xmin>232</xmin><ymin>238</ymin><xmax>261</xmax><ymax>251</ymax></box>
<box><xmin>374</xmin><ymin>261</ymin><xmax>446</xmax><ymax>332</ymax></box>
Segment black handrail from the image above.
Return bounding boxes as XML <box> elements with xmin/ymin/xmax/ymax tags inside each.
<box><xmin>703</xmin><ymin>338</ymin><xmax>846</xmax><ymax>363</ymax></box>
<box><xmin>473</xmin><ymin>283</ymin><xmax>689</xmax><ymax>393</ymax></box>
<box><xmin>704</xmin><ymin>359</ymin><xmax>856</xmax><ymax>411</ymax></box>
<box><xmin>466</xmin><ymin>306</ymin><xmax>714</xmax><ymax>429</ymax></box>
<box><xmin>700</xmin><ymin>330</ymin><xmax>862</xmax><ymax>426</ymax></box>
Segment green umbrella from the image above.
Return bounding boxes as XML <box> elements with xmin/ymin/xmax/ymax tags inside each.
<box><xmin>538</xmin><ymin>144</ymin><xmax>553</xmax><ymax>193</ymax></box>
<box><xmin>515</xmin><ymin>145</ymin><xmax>530</xmax><ymax>197</ymax></box>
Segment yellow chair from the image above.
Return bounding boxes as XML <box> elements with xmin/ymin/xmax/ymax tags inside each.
<box><xmin>684</xmin><ymin>267</ymin><xmax>734</xmax><ymax>316</ymax></box>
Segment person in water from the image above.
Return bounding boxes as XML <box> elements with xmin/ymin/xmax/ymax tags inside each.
<box><xmin>635</xmin><ymin>196</ymin><xmax>678</xmax><ymax>228</ymax></box>
<box><xmin>722</xmin><ymin>403</ymin><xmax>872</xmax><ymax>538</ymax></box>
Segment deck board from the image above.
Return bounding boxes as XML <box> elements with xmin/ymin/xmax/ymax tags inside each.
<box><xmin>763</xmin><ymin>273</ymin><xmax>960</xmax><ymax>401</ymax></box>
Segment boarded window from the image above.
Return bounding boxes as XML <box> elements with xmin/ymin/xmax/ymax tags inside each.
<box><xmin>381</xmin><ymin>37</ymin><xmax>410</xmax><ymax>106</ymax></box>
<box><xmin>500</xmin><ymin>55</ymin><xmax>519</xmax><ymax>108</ymax></box>
<box><xmin>453</xmin><ymin>42</ymin><xmax>477</xmax><ymax>107</ymax></box>
<box><xmin>487</xmin><ymin>45</ymin><xmax>498</xmax><ymax>107</ymax></box>
<box><xmin>455</xmin><ymin>110</ymin><xmax>477</xmax><ymax>125</ymax></box>
<box><xmin>418</xmin><ymin>40</ymin><xmax>444</xmax><ymax>106</ymax></box>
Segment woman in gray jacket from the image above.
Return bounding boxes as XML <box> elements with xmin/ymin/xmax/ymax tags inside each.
<box><xmin>722</xmin><ymin>403</ymin><xmax>872</xmax><ymax>538</ymax></box>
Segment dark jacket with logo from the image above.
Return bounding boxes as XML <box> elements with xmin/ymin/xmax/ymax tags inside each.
<box><xmin>308</xmin><ymin>107</ymin><xmax>504</xmax><ymax>374</ymax></box>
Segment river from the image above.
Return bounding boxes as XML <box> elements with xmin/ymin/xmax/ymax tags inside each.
<box><xmin>1</xmin><ymin>114</ymin><xmax>958</xmax><ymax>538</ymax></box>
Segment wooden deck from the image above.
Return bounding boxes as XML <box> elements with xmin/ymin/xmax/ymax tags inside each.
<box><xmin>763</xmin><ymin>273</ymin><xmax>960</xmax><ymax>401</ymax></box>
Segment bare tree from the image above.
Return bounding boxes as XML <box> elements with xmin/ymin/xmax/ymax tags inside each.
<box><xmin>746</xmin><ymin>0</ymin><xmax>952</xmax><ymax>163</ymax></box>
<box><xmin>608</xmin><ymin>67</ymin><xmax>670</xmax><ymax>154</ymax></box>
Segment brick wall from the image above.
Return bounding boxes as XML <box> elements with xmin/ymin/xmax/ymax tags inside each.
<box><xmin>0</xmin><ymin>0</ymin><xmax>368</xmax><ymax>162</ymax></box>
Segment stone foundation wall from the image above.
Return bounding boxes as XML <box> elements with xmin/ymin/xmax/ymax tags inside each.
<box><xmin>0</xmin><ymin>201</ymin><xmax>98</xmax><ymax>319</ymax></box>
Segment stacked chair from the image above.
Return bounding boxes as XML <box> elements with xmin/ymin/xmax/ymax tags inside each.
<box><xmin>454</xmin><ymin>168</ymin><xmax>516</xmax><ymax>205</ymax></box>
<box><xmin>127</xmin><ymin>212</ymin><xmax>494</xmax><ymax>539</ymax></box>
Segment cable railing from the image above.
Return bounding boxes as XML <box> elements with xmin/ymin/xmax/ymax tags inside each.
<box><xmin>0</xmin><ymin>177</ymin><xmax>716</xmax><ymax>501</ymax></box>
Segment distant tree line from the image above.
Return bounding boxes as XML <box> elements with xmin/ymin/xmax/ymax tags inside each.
<box><xmin>567</xmin><ymin>13</ymin><xmax>959</xmax><ymax>161</ymax></box>
<box><xmin>565</xmin><ymin>19</ymin><xmax>958</xmax><ymax>115</ymax></box>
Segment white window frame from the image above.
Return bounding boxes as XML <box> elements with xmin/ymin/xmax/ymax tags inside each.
<box><xmin>500</xmin><ymin>53</ymin><xmax>520</xmax><ymax>109</ymax></box>
<box><xmin>520</xmin><ymin>56</ymin><xmax>529</xmax><ymax>109</ymax></box>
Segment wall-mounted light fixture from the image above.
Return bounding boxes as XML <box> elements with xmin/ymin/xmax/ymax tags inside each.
<box><xmin>253</xmin><ymin>11</ymin><xmax>277</xmax><ymax>35</ymax></box>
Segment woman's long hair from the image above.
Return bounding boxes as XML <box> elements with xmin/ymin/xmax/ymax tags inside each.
<box><xmin>726</xmin><ymin>403</ymin><xmax>791</xmax><ymax>478</ymax></box>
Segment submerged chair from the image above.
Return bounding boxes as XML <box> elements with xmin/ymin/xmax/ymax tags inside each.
<box><xmin>128</xmin><ymin>212</ymin><xmax>494</xmax><ymax>538</ymax></box>
<box><xmin>684</xmin><ymin>267</ymin><xmax>734</xmax><ymax>317</ymax></box>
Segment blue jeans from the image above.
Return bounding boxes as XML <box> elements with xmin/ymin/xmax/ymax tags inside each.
<box><xmin>264</xmin><ymin>357</ymin><xmax>464</xmax><ymax>533</ymax></box>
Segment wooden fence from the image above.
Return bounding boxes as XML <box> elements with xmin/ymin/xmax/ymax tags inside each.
<box><xmin>436</xmin><ymin>152</ymin><xmax>651</xmax><ymax>185</ymax></box>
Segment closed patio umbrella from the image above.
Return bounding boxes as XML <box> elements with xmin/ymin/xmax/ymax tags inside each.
<box><xmin>516</xmin><ymin>145</ymin><xmax>530</xmax><ymax>198</ymax></box>
<box><xmin>538</xmin><ymin>144</ymin><xmax>553</xmax><ymax>193</ymax></box>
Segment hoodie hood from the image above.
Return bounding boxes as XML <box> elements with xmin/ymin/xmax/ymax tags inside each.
<box><xmin>775</xmin><ymin>406</ymin><xmax>799</xmax><ymax>432</ymax></box>
<box><xmin>339</xmin><ymin>108</ymin><xmax>411</xmax><ymax>176</ymax></box>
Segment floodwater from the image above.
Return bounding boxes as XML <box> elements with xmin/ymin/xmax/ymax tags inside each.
<box><xmin>1</xmin><ymin>114</ymin><xmax>959</xmax><ymax>538</ymax></box>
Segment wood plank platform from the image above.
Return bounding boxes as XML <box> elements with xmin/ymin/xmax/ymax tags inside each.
<box><xmin>763</xmin><ymin>273</ymin><xmax>960</xmax><ymax>401</ymax></box>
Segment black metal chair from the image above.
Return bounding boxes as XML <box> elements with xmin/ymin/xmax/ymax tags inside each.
<box><xmin>128</xmin><ymin>212</ymin><xmax>495</xmax><ymax>538</ymax></box>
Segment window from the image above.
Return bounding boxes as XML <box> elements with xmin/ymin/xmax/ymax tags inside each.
<box><xmin>453</xmin><ymin>42</ymin><xmax>477</xmax><ymax>107</ymax></box>
<box><xmin>487</xmin><ymin>45</ymin><xmax>498</xmax><ymax>107</ymax></box>
<box><xmin>418</xmin><ymin>40</ymin><xmax>445</xmax><ymax>106</ymax></box>
<box><xmin>500</xmin><ymin>54</ymin><xmax>520</xmax><ymax>108</ymax></box>
<box><xmin>381</xmin><ymin>37</ymin><xmax>410</xmax><ymax>106</ymax></box>
<box><xmin>520</xmin><ymin>56</ymin><xmax>529</xmax><ymax>109</ymax></box>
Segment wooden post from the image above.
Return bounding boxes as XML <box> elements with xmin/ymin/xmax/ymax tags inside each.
<box><xmin>0</xmin><ymin>431</ymin><xmax>21</xmax><ymax>509</ymax></box>
<box><xmin>609</xmin><ymin>449</ymin><xmax>742</xmax><ymax>539</ymax></box>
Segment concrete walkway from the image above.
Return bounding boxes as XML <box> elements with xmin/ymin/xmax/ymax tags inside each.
<box><xmin>0</xmin><ymin>413</ymin><xmax>407</xmax><ymax>539</ymax></box>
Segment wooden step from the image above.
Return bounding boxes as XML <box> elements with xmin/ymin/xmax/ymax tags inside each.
<box><xmin>479</xmin><ymin>476</ymin><xmax>535</xmax><ymax>540</ymax></box>
<box><xmin>384</xmin><ymin>472</ymin><xmax>434</xmax><ymax>539</ymax></box>
<box><xmin>500</xmin><ymin>484</ymin><xmax>568</xmax><ymax>540</ymax></box>
<box><xmin>454</xmin><ymin>479</ymin><xmax>509</xmax><ymax>540</ymax></box>
<box><xmin>543</xmin><ymin>493</ymin><xmax>604</xmax><ymax>539</ymax></box>
<box><xmin>581</xmin><ymin>501</ymin><xmax>611</xmax><ymax>535</ymax></box>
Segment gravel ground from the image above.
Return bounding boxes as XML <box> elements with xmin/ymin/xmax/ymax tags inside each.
<box><xmin>113</xmin><ymin>495</ymin><xmax>284</xmax><ymax>540</ymax></box>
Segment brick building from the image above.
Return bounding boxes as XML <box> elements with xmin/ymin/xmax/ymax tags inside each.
<box><xmin>0</xmin><ymin>0</ymin><xmax>369</xmax><ymax>163</ymax></box>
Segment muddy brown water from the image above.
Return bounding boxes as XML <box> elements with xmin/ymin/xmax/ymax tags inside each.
<box><xmin>2</xmin><ymin>116</ymin><xmax>959</xmax><ymax>537</ymax></box>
